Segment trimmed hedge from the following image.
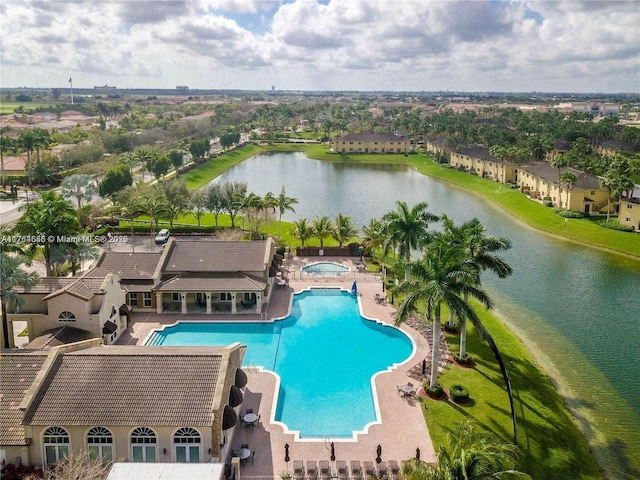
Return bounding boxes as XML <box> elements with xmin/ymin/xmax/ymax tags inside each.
<box><xmin>597</xmin><ymin>220</ymin><xmax>635</xmax><ymax>232</ymax></box>
<box><xmin>449</xmin><ymin>384</ymin><xmax>470</xmax><ymax>403</ymax></box>
<box><xmin>424</xmin><ymin>382</ymin><xmax>444</xmax><ymax>398</ymax></box>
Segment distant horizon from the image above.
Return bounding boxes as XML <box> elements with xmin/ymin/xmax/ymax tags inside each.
<box><xmin>3</xmin><ymin>86</ymin><xmax>639</xmax><ymax>97</ymax></box>
<box><xmin>1</xmin><ymin>1</ymin><xmax>637</xmax><ymax>94</ymax></box>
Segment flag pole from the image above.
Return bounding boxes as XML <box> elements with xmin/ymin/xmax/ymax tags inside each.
<box><xmin>68</xmin><ymin>77</ymin><xmax>74</xmax><ymax>104</ymax></box>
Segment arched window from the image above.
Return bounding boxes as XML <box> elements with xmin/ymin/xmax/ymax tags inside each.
<box><xmin>43</xmin><ymin>427</ymin><xmax>69</xmax><ymax>466</ymax></box>
<box><xmin>58</xmin><ymin>311</ymin><xmax>75</xmax><ymax>323</ymax></box>
<box><xmin>130</xmin><ymin>427</ymin><xmax>157</xmax><ymax>463</ymax></box>
<box><xmin>87</xmin><ymin>427</ymin><xmax>113</xmax><ymax>465</ymax></box>
<box><xmin>173</xmin><ymin>427</ymin><xmax>201</xmax><ymax>463</ymax></box>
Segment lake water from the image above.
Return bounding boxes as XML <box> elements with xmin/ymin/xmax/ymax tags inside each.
<box><xmin>210</xmin><ymin>151</ymin><xmax>640</xmax><ymax>478</ymax></box>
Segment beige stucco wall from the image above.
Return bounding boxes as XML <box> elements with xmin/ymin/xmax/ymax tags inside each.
<box><xmin>619</xmin><ymin>200</ymin><xmax>640</xmax><ymax>230</ymax></box>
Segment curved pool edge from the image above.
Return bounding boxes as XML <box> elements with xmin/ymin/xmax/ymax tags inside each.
<box><xmin>269</xmin><ymin>286</ymin><xmax>417</xmax><ymax>441</ymax></box>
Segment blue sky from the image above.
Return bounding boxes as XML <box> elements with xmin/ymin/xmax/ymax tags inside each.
<box><xmin>1</xmin><ymin>0</ymin><xmax>638</xmax><ymax>92</ymax></box>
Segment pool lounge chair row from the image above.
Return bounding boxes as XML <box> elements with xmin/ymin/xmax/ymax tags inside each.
<box><xmin>292</xmin><ymin>459</ymin><xmax>400</xmax><ymax>480</ymax></box>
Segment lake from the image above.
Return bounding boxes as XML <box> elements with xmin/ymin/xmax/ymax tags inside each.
<box><xmin>210</xmin><ymin>151</ymin><xmax>640</xmax><ymax>478</ymax></box>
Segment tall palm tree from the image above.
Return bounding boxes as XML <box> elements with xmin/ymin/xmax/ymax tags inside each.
<box><xmin>261</xmin><ymin>191</ymin><xmax>276</xmax><ymax>237</ymax></box>
<box><xmin>18</xmin><ymin>129</ymin><xmax>37</xmax><ymax>186</ymax></box>
<box><xmin>274</xmin><ymin>186</ymin><xmax>298</xmax><ymax>243</ymax></box>
<box><xmin>0</xmin><ymin>127</ymin><xmax>16</xmax><ymax>188</ymax></box>
<box><xmin>361</xmin><ymin>218</ymin><xmax>386</xmax><ymax>262</ymax></box>
<box><xmin>139</xmin><ymin>194</ymin><xmax>168</xmax><ymax>245</ymax></box>
<box><xmin>290</xmin><ymin>219</ymin><xmax>313</xmax><ymax>247</ymax></box>
<box><xmin>15</xmin><ymin>191</ymin><xmax>79</xmax><ymax>276</ymax></box>
<box><xmin>441</xmin><ymin>216</ymin><xmax>512</xmax><ymax>358</ymax></box>
<box><xmin>382</xmin><ymin>201</ymin><xmax>439</xmax><ymax>280</ymax></box>
<box><xmin>332</xmin><ymin>213</ymin><xmax>358</xmax><ymax>247</ymax></box>
<box><xmin>394</xmin><ymin>237</ymin><xmax>492</xmax><ymax>388</ymax></box>
<box><xmin>559</xmin><ymin>171</ymin><xmax>577</xmax><ymax>211</ymax></box>
<box><xmin>311</xmin><ymin>216</ymin><xmax>334</xmax><ymax>247</ymax></box>
<box><xmin>401</xmin><ymin>419</ymin><xmax>531</xmax><ymax>480</ymax></box>
<box><xmin>1</xmin><ymin>254</ymin><xmax>39</xmax><ymax>348</ymax></box>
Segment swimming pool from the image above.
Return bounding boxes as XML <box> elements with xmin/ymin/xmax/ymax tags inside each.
<box><xmin>146</xmin><ymin>288</ymin><xmax>413</xmax><ymax>439</ymax></box>
<box><xmin>301</xmin><ymin>261</ymin><xmax>350</xmax><ymax>274</ymax></box>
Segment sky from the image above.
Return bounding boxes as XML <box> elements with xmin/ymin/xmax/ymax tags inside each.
<box><xmin>1</xmin><ymin>0</ymin><xmax>638</xmax><ymax>93</ymax></box>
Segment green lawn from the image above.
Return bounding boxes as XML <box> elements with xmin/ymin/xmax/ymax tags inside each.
<box><xmin>181</xmin><ymin>144</ymin><xmax>264</xmax><ymax>189</ymax></box>
<box><xmin>0</xmin><ymin>102</ymin><xmax>53</xmax><ymax>114</ymax></box>
<box><xmin>420</xmin><ymin>305</ymin><xmax>602</xmax><ymax>479</ymax></box>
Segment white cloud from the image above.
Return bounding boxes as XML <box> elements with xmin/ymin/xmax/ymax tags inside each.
<box><xmin>1</xmin><ymin>0</ymin><xmax>637</xmax><ymax>92</ymax></box>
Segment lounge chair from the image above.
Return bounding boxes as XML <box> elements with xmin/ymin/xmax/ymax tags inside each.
<box><xmin>293</xmin><ymin>460</ymin><xmax>305</xmax><ymax>480</ymax></box>
<box><xmin>336</xmin><ymin>460</ymin><xmax>348</xmax><ymax>480</ymax></box>
<box><xmin>350</xmin><ymin>461</ymin><xmax>363</xmax><ymax>480</ymax></box>
<box><xmin>319</xmin><ymin>460</ymin><xmax>331</xmax><ymax>480</ymax></box>
<box><xmin>377</xmin><ymin>461</ymin><xmax>388</xmax><ymax>480</ymax></box>
<box><xmin>363</xmin><ymin>461</ymin><xmax>375</xmax><ymax>478</ymax></box>
<box><xmin>307</xmin><ymin>460</ymin><xmax>318</xmax><ymax>480</ymax></box>
<box><xmin>388</xmin><ymin>460</ymin><xmax>400</xmax><ymax>480</ymax></box>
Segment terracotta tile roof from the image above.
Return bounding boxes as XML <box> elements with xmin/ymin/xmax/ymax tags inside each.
<box><xmin>157</xmin><ymin>273</ymin><xmax>266</xmax><ymax>292</ymax></box>
<box><xmin>23</xmin><ymin>346</ymin><xmax>226</xmax><ymax>426</ymax></box>
<box><xmin>95</xmin><ymin>252</ymin><xmax>162</xmax><ymax>280</ymax></box>
<box><xmin>0</xmin><ymin>351</ymin><xmax>49</xmax><ymax>445</ymax></box>
<box><xmin>161</xmin><ymin>240</ymin><xmax>271</xmax><ymax>273</ymax></box>
<box><xmin>25</xmin><ymin>326</ymin><xmax>95</xmax><ymax>350</ymax></box>
<box><xmin>121</xmin><ymin>281</ymin><xmax>154</xmax><ymax>293</ymax></box>
<box><xmin>43</xmin><ymin>267</ymin><xmax>112</xmax><ymax>301</ymax></box>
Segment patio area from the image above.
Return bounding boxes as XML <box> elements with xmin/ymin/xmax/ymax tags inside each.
<box><xmin>117</xmin><ymin>256</ymin><xmax>438</xmax><ymax>478</ymax></box>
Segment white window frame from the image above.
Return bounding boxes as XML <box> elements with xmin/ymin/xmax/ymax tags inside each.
<box><xmin>87</xmin><ymin>427</ymin><xmax>113</xmax><ymax>465</ymax></box>
<box><xmin>43</xmin><ymin>427</ymin><xmax>69</xmax><ymax>466</ymax></box>
<box><xmin>173</xmin><ymin>427</ymin><xmax>201</xmax><ymax>463</ymax></box>
<box><xmin>129</xmin><ymin>292</ymin><xmax>138</xmax><ymax>307</ymax></box>
<box><xmin>172</xmin><ymin>292</ymin><xmax>181</xmax><ymax>302</ymax></box>
<box><xmin>131</xmin><ymin>427</ymin><xmax>157</xmax><ymax>463</ymax></box>
<box><xmin>143</xmin><ymin>292</ymin><xmax>152</xmax><ymax>307</ymax></box>
<box><xmin>220</xmin><ymin>292</ymin><xmax>231</xmax><ymax>302</ymax></box>
<box><xmin>58</xmin><ymin>311</ymin><xmax>76</xmax><ymax>323</ymax></box>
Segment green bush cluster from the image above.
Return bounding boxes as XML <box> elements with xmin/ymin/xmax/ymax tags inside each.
<box><xmin>553</xmin><ymin>208</ymin><xmax>586</xmax><ymax>218</ymax></box>
<box><xmin>449</xmin><ymin>384</ymin><xmax>470</xmax><ymax>402</ymax></box>
<box><xmin>424</xmin><ymin>382</ymin><xmax>444</xmax><ymax>398</ymax></box>
<box><xmin>597</xmin><ymin>220</ymin><xmax>635</xmax><ymax>232</ymax></box>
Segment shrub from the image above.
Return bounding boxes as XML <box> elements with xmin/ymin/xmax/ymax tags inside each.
<box><xmin>598</xmin><ymin>220</ymin><xmax>635</xmax><ymax>232</ymax></box>
<box><xmin>453</xmin><ymin>353</ymin><xmax>474</xmax><ymax>365</ymax></box>
<box><xmin>553</xmin><ymin>208</ymin><xmax>585</xmax><ymax>219</ymax></box>
<box><xmin>424</xmin><ymin>382</ymin><xmax>444</xmax><ymax>398</ymax></box>
<box><xmin>449</xmin><ymin>384</ymin><xmax>470</xmax><ymax>403</ymax></box>
<box><xmin>543</xmin><ymin>200</ymin><xmax>554</xmax><ymax>207</ymax></box>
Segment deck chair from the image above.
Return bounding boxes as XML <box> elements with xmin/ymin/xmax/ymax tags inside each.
<box><xmin>363</xmin><ymin>461</ymin><xmax>375</xmax><ymax>478</ymax></box>
<box><xmin>377</xmin><ymin>461</ymin><xmax>388</xmax><ymax>480</ymax></box>
<box><xmin>293</xmin><ymin>460</ymin><xmax>305</xmax><ymax>480</ymax></box>
<box><xmin>336</xmin><ymin>460</ymin><xmax>348</xmax><ymax>480</ymax></box>
<box><xmin>350</xmin><ymin>460</ymin><xmax>362</xmax><ymax>480</ymax></box>
<box><xmin>319</xmin><ymin>460</ymin><xmax>331</xmax><ymax>480</ymax></box>
<box><xmin>387</xmin><ymin>460</ymin><xmax>400</xmax><ymax>480</ymax></box>
<box><xmin>306</xmin><ymin>460</ymin><xmax>318</xmax><ymax>480</ymax></box>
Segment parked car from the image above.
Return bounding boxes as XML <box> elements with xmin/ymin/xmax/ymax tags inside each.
<box><xmin>154</xmin><ymin>228</ymin><xmax>171</xmax><ymax>244</ymax></box>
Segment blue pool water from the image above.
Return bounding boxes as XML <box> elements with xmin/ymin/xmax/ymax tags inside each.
<box><xmin>146</xmin><ymin>289</ymin><xmax>413</xmax><ymax>439</ymax></box>
<box><xmin>301</xmin><ymin>262</ymin><xmax>350</xmax><ymax>274</ymax></box>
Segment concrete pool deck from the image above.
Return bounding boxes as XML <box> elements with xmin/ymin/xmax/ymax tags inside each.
<box><xmin>117</xmin><ymin>256</ymin><xmax>437</xmax><ymax>478</ymax></box>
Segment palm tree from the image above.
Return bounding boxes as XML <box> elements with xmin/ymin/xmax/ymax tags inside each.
<box><xmin>261</xmin><ymin>191</ymin><xmax>276</xmax><ymax>237</ymax></box>
<box><xmin>441</xmin><ymin>216</ymin><xmax>512</xmax><ymax>359</ymax></box>
<box><xmin>382</xmin><ymin>201</ymin><xmax>439</xmax><ymax>280</ymax></box>
<box><xmin>0</xmin><ymin>127</ymin><xmax>16</xmax><ymax>188</ymax></box>
<box><xmin>139</xmin><ymin>194</ymin><xmax>168</xmax><ymax>244</ymax></box>
<box><xmin>274</xmin><ymin>186</ymin><xmax>298</xmax><ymax>243</ymax></box>
<box><xmin>361</xmin><ymin>218</ymin><xmax>386</xmax><ymax>262</ymax></box>
<box><xmin>332</xmin><ymin>213</ymin><xmax>358</xmax><ymax>247</ymax></box>
<box><xmin>559</xmin><ymin>171</ymin><xmax>578</xmax><ymax>211</ymax></box>
<box><xmin>394</xmin><ymin>236</ymin><xmax>492</xmax><ymax>388</ymax></box>
<box><xmin>290</xmin><ymin>218</ymin><xmax>313</xmax><ymax>247</ymax></box>
<box><xmin>18</xmin><ymin>129</ymin><xmax>37</xmax><ymax>186</ymax></box>
<box><xmin>401</xmin><ymin>419</ymin><xmax>531</xmax><ymax>480</ymax></box>
<box><xmin>311</xmin><ymin>216</ymin><xmax>334</xmax><ymax>247</ymax></box>
<box><xmin>1</xmin><ymin>254</ymin><xmax>39</xmax><ymax>348</ymax></box>
<box><xmin>114</xmin><ymin>189</ymin><xmax>143</xmax><ymax>252</ymax></box>
<box><xmin>15</xmin><ymin>191</ymin><xmax>79</xmax><ymax>276</ymax></box>
<box><xmin>61</xmin><ymin>174</ymin><xmax>97</xmax><ymax>220</ymax></box>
